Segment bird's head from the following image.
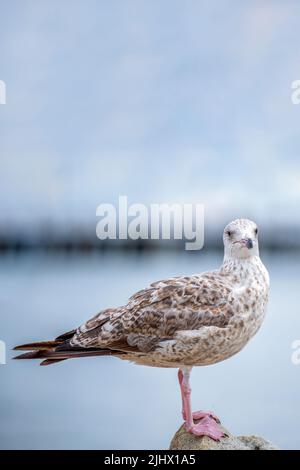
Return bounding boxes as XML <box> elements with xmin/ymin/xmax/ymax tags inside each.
<box><xmin>223</xmin><ymin>219</ymin><xmax>259</xmax><ymax>260</ymax></box>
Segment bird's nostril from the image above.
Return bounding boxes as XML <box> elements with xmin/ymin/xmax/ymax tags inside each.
<box><xmin>246</xmin><ymin>238</ymin><xmax>253</xmax><ymax>249</ymax></box>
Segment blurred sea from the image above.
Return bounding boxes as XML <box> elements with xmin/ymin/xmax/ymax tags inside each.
<box><xmin>0</xmin><ymin>250</ymin><xmax>299</xmax><ymax>450</ymax></box>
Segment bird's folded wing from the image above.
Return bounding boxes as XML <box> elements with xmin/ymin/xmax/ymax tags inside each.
<box><xmin>70</xmin><ymin>273</ymin><xmax>235</xmax><ymax>353</ymax></box>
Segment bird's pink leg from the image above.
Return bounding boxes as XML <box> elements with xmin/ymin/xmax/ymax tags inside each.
<box><xmin>178</xmin><ymin>368</ymin><xmax>225</xmax><ymax>441</ymax></box>
<box><xmin>178</xmin><ymin>370</ymin><xmax>219</xmax><ymax>422</ymax></box>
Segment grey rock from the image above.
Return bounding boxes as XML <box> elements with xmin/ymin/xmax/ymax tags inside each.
<box><xmin>169</xmin><ymin>423</ymin><xmax>279</xmax><ymax>450</ymax></box>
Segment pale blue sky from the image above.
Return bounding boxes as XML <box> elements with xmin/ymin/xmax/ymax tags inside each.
<box><xmin>1</xmin><ymin>0</ymin><xmax>300</xmax><ymax>236</ymax></box>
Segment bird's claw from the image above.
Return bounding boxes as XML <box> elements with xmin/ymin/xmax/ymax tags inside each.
<box><xmin>182</xmin><ymin>409</ymin><xmax>220</xmax><ymax>423</ymax></box>
<box><xmin>185</xmin><ymin>415</ymin><xmax>225</xmax><ymax>441</ymax></box>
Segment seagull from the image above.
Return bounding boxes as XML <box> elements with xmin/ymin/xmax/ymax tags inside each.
<box><xmin>14</xmin><ymin>219</ymin><xmax>269</xmax><ymax>441</ymax></box>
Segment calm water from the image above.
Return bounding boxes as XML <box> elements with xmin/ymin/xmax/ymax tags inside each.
<box><xmin>0</xmin><ymin>250</ymin><xmax>299</xmax><ymax>450</ymax></box>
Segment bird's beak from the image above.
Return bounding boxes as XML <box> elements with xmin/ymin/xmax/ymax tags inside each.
<box><xmin>238</xmin><ymin>238</ymin><xmax>254</xmax><ymax>249</ymax></box>
<box><xmin>234</xmin><ymin>238</ymin><xmax>254</xmax><ymax>249</ymax></box>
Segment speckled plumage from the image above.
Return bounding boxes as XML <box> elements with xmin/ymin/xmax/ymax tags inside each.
<box><xmin>14</xmin><ymin>219</ymin><xmax>269</xmax><ymax>369</ymax></box>
<box><xmin>69</xmin><ymin>218</ymin><xmax>269</xmax><ymax>368</ymax></box>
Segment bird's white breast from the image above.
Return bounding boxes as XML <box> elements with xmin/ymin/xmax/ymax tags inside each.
<box><xmin>188</xmin><ymin>256</ymin><xmax>269</xmax><ymax>366</ymax></box>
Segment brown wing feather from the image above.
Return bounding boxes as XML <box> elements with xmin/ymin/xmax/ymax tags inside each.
<box><xmin>14</xmin><ymin>273</ymin><xmax>235</xmax><ymax>362</ymax></box>
<box><xmin>71</xmin><ymin>273</ymin><xmax>234</xmax><ymax>353</ymax></box>
<box><xmin>55</xmin><ymin>329</ymin><xmax>77</xmax><ymax>341</ymax></box>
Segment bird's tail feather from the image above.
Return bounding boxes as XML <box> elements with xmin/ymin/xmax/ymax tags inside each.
<box><xmin>13</xmin><ymin>339</ymin><xmax>114</xmax><ymax>366</ymax></box>
<box><xmin>14</xmin><ymin>341</ymin><xmax>62</xmax><ymax>351</ymax></box>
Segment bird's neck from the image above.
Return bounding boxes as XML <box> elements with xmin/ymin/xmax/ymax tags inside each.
<box><xmin>220</xmin><ymin>255</ymin><xmax>269</xmax><ymax>285</ymax></box>
<box><xmin>222</xmin><ymin>254</ymin><xmax>260</xmax><ymax>266</ymax></box>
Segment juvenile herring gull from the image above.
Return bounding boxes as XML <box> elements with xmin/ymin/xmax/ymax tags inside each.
<box><xmin>14</xmin><ymin>219</ymin><xmax>269</xmax><ymax>440</ymax></box>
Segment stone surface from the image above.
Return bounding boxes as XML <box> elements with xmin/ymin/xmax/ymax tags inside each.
<box><xmin>169</xmin><ymin>423</ymin><xmax>279</xmax><ymax>450</ymax></box>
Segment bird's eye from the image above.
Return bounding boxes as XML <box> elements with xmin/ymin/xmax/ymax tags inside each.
<box><xmin>226</xmin><ymin>230</ymin><xmax>232</xmax><ymax>237</ymax></box>
<box><xmin>254</xmin><ymin>228</ymin><xmax>258</xmax><ymax>236</ymax></box>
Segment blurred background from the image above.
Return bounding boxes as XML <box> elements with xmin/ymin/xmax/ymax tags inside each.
<box><xmin>1</xmin><ymin>0</ymin><xmax>300</xmax><ymax>450</ymax></box>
